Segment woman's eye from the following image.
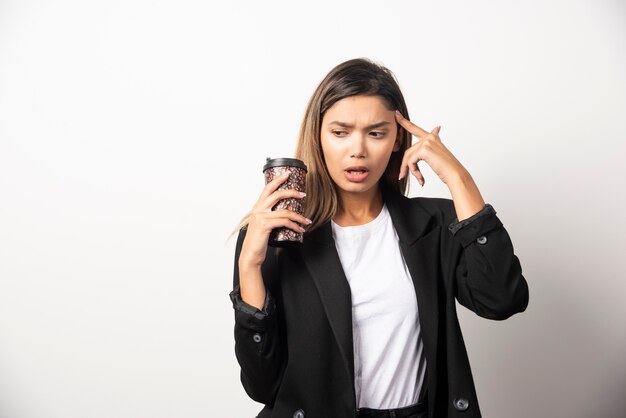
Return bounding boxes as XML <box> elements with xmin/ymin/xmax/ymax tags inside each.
<box><xmin>331</xmin><ymin>130</ymin><xmax>385</xmax><ymax>138</ymax></box>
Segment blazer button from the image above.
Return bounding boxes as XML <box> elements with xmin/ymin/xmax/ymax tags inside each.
<box><xmin>252</xmin><ymin>333</ymin><xmax>262</xmax><ymax>343</ymax></box>
<box><xmin>476</xmin><ymin>235</ymin><xmax>487</xmax><ymax>245</ymax></box>
<box><xmin>293</xmin><ymin>409</ymin><xmax>305</xmax><ymax>418</ymax></box>
<box><xmin>453</xmin><ymin>397</ymin><xmax>469</xmax><ymax>411</ymax></box>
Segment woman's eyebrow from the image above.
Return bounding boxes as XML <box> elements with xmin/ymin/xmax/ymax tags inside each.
<box><xmin>329</xmin><ymin>121</ymin><xmax>392</xmax><ymax>129</ymax></box>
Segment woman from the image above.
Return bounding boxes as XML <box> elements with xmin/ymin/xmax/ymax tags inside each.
<box><xmin>229</xmin><ymin>57</ymin><xmax>529</xmax><ymax>418</ymax></box>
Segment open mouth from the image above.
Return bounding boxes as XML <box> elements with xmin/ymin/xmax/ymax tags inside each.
<box><xmin>344</xmin><ymin>167</ymin><xmax>370</xmax><ymax>182</ymax></box>
<box><xmin>345</xmin><ymin>166</ymin><xmax>369</xmax><ymax>174</ymax></box>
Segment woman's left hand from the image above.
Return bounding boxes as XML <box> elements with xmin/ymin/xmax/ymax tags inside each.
<box><xmin>395</xmin><ymin>110</ymin><xmax>467</xmax><ymax>186</ymax></box>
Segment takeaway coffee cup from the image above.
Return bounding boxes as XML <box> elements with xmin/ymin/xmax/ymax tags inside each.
<box><xmin>263</xmin><ymin>157</ymin><xmax>308</xmax><ymax>246</ymax></box>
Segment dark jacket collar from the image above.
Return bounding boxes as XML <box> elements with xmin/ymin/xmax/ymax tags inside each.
<box><xmin>306</xmin><ymin>184</ymin><xmax>432</xmax><ymax>246</ymax></box>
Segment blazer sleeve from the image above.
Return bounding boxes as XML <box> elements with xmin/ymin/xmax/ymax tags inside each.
<box><xmin>445</xmin><ymin>202</ymin><xmax>529</xmax><ymax>320</ymax></box>
<box><xmin>229</xmin><ymin>226</ymin><xmax>287</xmax><ymax>405</ymax></box>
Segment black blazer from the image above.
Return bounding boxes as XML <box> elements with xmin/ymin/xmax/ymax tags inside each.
<box><xmin>230</xmin><ymin>185</ymin><xmax>529</xmax><ymax>418</ymax></box>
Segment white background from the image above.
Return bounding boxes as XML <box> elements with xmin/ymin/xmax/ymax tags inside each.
<box><xmin>1</xmin><ymin>0</ymin><xmax>625</xmax><ymax>417</ymax></box>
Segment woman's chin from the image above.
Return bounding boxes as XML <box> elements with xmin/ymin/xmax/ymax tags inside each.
<box><xmin>334</xmin><ymin>179</ymin><xmax>381</xmax><ymax>195</ymax></box>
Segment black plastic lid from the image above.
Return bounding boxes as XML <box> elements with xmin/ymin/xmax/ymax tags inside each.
<box><xmin>263</xmin><ymin>157</ymin><xmax>307</xmax><ymax>172</ymax></box>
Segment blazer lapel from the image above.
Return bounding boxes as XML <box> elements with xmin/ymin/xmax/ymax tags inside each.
<box><xmin>382</xmin><ymin>186</ymin><xmax>440</xmax><ymax>416</ymax></box>
<box><xmin>300</xmin><ymin>186</ymin><xmax>440</xmax><ymax>416</ymax></box>
<box><xmin>301</xmin><ymin>223</ymin><xmax>356</xmax><ymax>386</ymax></box>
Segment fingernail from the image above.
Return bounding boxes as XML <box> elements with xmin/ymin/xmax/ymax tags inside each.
<box><xmin>395</xmin><ymin>110</ymin><xmax>402</xmax><ymax>117</ymax></box>
<box><xmin>398</xmin><ymin>173</ymin><xmax>403</xmax><ymax>180</ymax></box>
<box><xmin>305</xmin><ymin>218</ymin><xmax>312</xmax><ymax>224</ymax></box>
<box><xmin>282</xmin><ymin>171</ymin><xmax>290</xmax><ymax>176</ymax></box>
<box><xmin>299</xmin><ymin>192</ymin><xmax>306</xmax><ymax>197</ymax></box>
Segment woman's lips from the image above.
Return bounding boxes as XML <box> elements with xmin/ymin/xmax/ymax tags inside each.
<box><xmin>344</xmin><ymin>169</ymin><xmax>369</xmax><ymax>183</ymax></box>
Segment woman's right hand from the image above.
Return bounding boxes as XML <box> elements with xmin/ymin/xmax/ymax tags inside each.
<box><xmin>238</xmin><ymin>171</ymin><xmax>311</xmax><ymax>270</ymax></box>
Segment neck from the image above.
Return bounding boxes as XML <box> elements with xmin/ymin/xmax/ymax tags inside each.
<box><xmin>333</xmin><ymin>184</ymin><xmax>384</xmax><ymax>227</ymax></box>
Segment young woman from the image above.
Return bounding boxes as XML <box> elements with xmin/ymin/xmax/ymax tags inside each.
<box><xmin>229</xmin><ymin>57</ymin><xmax>529</xmax><ymax>418</ymax></box>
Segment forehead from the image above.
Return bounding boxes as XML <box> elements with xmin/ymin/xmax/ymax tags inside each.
<box><xmin>323</xmin><ymin>95</ymin><xmax>391</xmax><ymax>123</ymax></box>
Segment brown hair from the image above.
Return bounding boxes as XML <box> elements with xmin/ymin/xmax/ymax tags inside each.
<box><xmin>229</xmin><ymin>57</ymin><xmax>412</xmax><ymax>239</ymax></box>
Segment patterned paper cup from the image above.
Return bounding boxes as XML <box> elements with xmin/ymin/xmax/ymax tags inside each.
<box><xmin>263</xmin><ymin>157</ymin><xmax>308</xmax><ymax>246</ymax></box>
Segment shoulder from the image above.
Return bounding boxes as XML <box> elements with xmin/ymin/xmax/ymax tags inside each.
<box><xmin>382</xmin><ymin>190</ymin><xmax>459</xmax><ymax>243</ymax></box>
<box><xmin>402</xmin><ymin>194</ymin><xmax>457</xmax><ymax>224</ymax></box>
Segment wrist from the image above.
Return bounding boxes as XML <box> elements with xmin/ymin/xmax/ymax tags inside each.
<box><xmin>446</xmin><ymin>166</ymin><xmax>472</xmax><ymax>187</ymax></box>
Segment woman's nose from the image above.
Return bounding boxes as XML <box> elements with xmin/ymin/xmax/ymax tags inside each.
<box><xmin>349</xmin><ymin>135</ymin><xmax>367</xmax><ymax>158</ymax></box>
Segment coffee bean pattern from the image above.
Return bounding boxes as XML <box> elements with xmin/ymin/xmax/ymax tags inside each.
<box><xmin>264</xmin><ymin>166</ymin><xmax>307</xmax><ymax>244</ymax></box>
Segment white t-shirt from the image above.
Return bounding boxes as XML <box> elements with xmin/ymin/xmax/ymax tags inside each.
<box><xmin>331</xmin><ymin>203</ymin><xmax>427</xmax><ymax>409</ymax></box>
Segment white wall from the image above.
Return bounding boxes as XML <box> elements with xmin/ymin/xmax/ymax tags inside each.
<box><xmin>1</xmin><ymin>0</ymin><xmax>625</xmax><ymax>417</ymax></box>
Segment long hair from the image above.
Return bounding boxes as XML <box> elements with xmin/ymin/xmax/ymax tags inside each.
<box><xmin>230</xmin><ymin>57</ymin><xmax>412</xmax><ymax>239</ymax></box>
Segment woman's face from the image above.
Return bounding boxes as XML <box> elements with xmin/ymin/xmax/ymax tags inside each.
<box><xmin>320</xmin><ymin>95</ymin><xmax>401</xmax><ymax>197</ymax></box>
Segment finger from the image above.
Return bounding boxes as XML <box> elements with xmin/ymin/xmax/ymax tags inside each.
<box><xmin>398</xmin><ymin>145</ymin><xmax>418</xmax><ymax>181</ymax></box>
<box><xmin>260</xmin><ymin>170</ymin><xmax>291</xmax><ymax>199</ymax></box>
<box><xmin>269</xmin><ymin>209</ymin><xmax>312</xmax><ymax>225</ymax></box>
<box><xmin>263</xmin><ymin>211</ymin><xmax>309</xmax><ymax>233</ymax></box>
<box><xmin>410</xmin><ymin>162</ymin><xmax>425</xmax><ymax>187</ymax></box>
<box><xmin>395</xmin><ymin>110</ymin><xmax>429</xmax><ymax>138</ymax></box>
<box><xmin>277</xmin><ymin>219</ymin><xmax>307</xmax><ymax>233</ymax></box>
<box><xmin>398</xmin><ymin>148</ymin><xmax>410</xmax><ymax>180</ymax></box>
<box><xmin>261</xmin><ymin>188</ymin><xmax>307</xmax><ymax>211</ymax></box>
<box><xmin>398</xmin><ymin>145</ymin><xmax>419</xmax><ymax>181</ymax></box>
<box><xmin>432</xmin><ymin>125</ymin><xmax>441</xmax><ymax>136</ymax></box>
<box><xmin>407</xmin><ymin>155</ymin><xmax>425</xmax><ymax>187</ymax></box>
<box><xmin>256</xmin><ymin>215</ymin><xmax>307</xmax><ymax>234</ymax></box>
